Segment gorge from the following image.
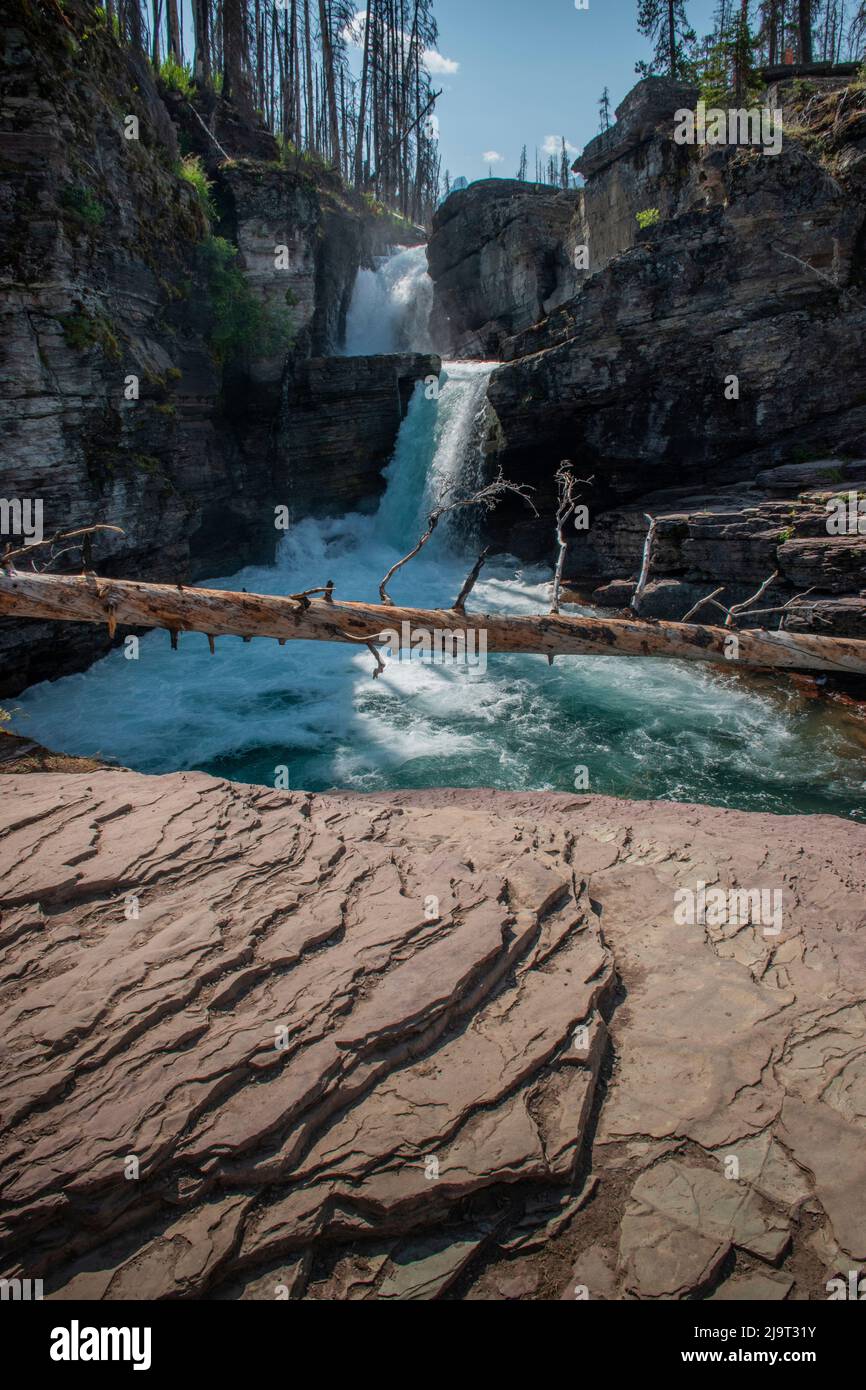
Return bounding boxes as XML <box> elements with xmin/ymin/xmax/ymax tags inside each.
<box><xmin>1</xmin><ymin>0</ymin><xmax>866</xmax><ymax>1314</ymax></box>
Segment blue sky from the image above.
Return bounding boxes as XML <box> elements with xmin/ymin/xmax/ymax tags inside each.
<box><xmin>175</xmin><ymin>0</ymin><xmax>719</xmax><ymax>181</ymax></box>
<box><xmin>426</xmin><ymin>0</ymin><xmax>718</xmax><ymax>181</ymax></box>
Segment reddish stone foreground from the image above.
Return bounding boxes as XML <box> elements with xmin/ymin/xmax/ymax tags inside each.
<box><xmin>0</xmin><ymin>772</ymin><xmax>864</xmax><ymax>1301</ymax></box>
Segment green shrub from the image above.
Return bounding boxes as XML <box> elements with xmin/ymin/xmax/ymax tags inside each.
<box><xmin>159</xmin><ymin>57</ymin><xmax>195</xmax><ymax>97</ymax></box>
<box><xmin>178</xmin><ymin>153</ymin><xmax>215</xmax><ymax>220</ymax></box>
<box><xmin>636</xmin><ymin>207</ymin><xmax>661</xmax><ymax>230</ymax></box>
<box><xmin>60</xmin><ymin>184</ymin><xmax>106</xmax><ymax>227</ymax></box>
<box><xmin>199</xmin><ymin>236</ymin><xmax>295</xmax><ymax>366</ymax></box>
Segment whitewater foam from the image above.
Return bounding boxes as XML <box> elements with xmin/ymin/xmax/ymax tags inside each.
<box><xmin>342</xmin><ymin>244</ymin><xmax>434</xmax><ymax>356</ymax></box>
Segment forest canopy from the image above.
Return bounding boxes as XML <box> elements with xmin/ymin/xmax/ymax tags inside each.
<box><xmin>106</xmin><ymin>0</ymin><xmax>444</xmax><ymax>225</ymax></box>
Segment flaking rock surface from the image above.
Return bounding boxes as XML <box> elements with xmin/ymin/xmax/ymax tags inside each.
<box><xmin>1</xmin><ymin>772</ymin><xmax>864</xmax><ymax>1300</ymax></box>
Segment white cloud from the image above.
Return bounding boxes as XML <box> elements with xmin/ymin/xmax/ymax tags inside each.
<box><xmin>343</xmin><ymin>10</ymin><xmax>366</xmax><ymax>46</ymax></box>
<box><xmin>542</xmin><ymin>134</ymin><xmax>580</xmax><ymax>157</ymax></box>
<box><xmin>344</xmin><ymin>17</ymin><xmax>459</xmax><ymax>76</ymax></box>
<box><xmin>482</xmin><ymin>151</ymin><xmax>504</xmax><ymax>164</ymax></box>
<box><xmin>423</xmin><ymin>49</ymin><xmax>460</xmax><ymax>75</ymax></box>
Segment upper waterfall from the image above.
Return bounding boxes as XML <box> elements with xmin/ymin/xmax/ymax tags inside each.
<box><xmin>342</xmin><ymin>245</ymin><xmax>435</xmax><ymax>356</ymax></box>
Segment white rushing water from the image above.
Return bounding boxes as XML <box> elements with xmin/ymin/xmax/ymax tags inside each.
<box><xmin>12</xmin><ymin>251</ymin><xmax>866</xmax><ymax>818</ymax></box>
<box><xmin>342</xmin><ymin>244</ymin><xmax>434</xmax><ymax>355</ymax></box>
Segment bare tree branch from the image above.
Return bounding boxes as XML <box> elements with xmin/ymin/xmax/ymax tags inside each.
<box><xmin>378</xmin><ymin>467</ymin><xmax>536</xmax><ymax>604</ymax></box>
<box><xmin>725</xmin><ymin>571</ymin><xmax>780</xmax><ymax>628</ymax></box>
<box><xmin>631</xmin><ymin>514</ymin><xmax>657</xmax><ymax>614</ymax></box>
<box><xmin>772</xmin><ymin>242</ymin><xmax>864</xmax><ymax>309</ymax></box>
<box><xmin>1</xmin><ymin>525</ymin><xmax>126</xmax><ymax>572</ymax></box>
<box><xmin>453</xmin><ymin>548</ymin><xmax>489</xmax><ymax>614</ymax></box>
<box><xmin>682</xmin><ymin>587</ymin><xmax>727</xmax><ymax>623</ymax></box>
<box><xmin>551</xmin><ymin>463</ymin><xmax>594</xmax><ymax>617</ymax></box>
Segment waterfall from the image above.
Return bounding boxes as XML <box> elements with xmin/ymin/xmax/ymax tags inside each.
<box><xmin>342</xmin><ymin>245</ymin><xmax>434</xmax><ymax>356</ymax></box>
<box><xmin>376</xmin><ymin>361</ymin><xmax>496</xmax><ymax>551</ymax></box>
<box><xmin>14</xmin><ymin>257</ymin><xmax>866</xmax><ymax>819</ymax></box>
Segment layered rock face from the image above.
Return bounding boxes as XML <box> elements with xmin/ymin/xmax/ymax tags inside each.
<box><xmin>216</xmin><ymin>162</ymin><xmax>415</xmax><ymax>381</ymax></box>
<box><xmin>1</xmin><ymin>768</ymin><xmax>864</xmax><ymax>1301</ymax></box>
<box><xmin>276</xmin><ymin>353</ymin><xmax>440</xmax><ymax>514</ymax></box>
<box><xmin>0</xmin><ymin>3</ymin><xmax>232</xmax><ymax>691</ymax></box>
<box><xmin>570</xmin><ymin>461</ymin><xmax>866</xmax><ymax>638</ymax></box>
<box><xmin>487</xmin><ymin>96</ymin><xmax>866</xmax><ymax>512</ymax></box>
<box><xmin>575</xmin><ymin>76</ymin><xmax>699</xmax><ymax>269</ymax></box>
<box><xmin>421</xmin><ymin>80</ymin><xmax>866</xmax><ymax>628</ymax></box>
<box><xmin>426</xmin><ymin>81</ymin><xmax>698</xmax><ymax>361</ymax></box>
<box><xmin>427</xmin><ymin>180</ymin><xmax>583</xmax><ymax>357</ymax></box>
<box><xmin>0</xmin><ymin>2</ymin><xmax>426</xmax><ymax>697</ymax></box>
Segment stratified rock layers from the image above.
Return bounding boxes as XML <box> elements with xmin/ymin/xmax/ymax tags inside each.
<box><xmin>1</xmin><ymin>773</ymin><xmax>864</xmax><ymax>1300</ymax></box>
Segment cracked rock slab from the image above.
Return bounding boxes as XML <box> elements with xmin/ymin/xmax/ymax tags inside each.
<box><xmin>1</xmin><ymin>774</ymin><xmax>864</xmax><ymax>1300</ymax></box>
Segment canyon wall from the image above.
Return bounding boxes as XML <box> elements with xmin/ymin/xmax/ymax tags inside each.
<box><xmin>0</xmin><ymin>0</ymin><xmax>425</xmax><ymax>697</ymax></box>
<box><xmin>426</xmin><ymin>79</ymin><xmax>698</xmax><ymax>358</ymax></box>
<box><xmin>425</xmin><ymin>77</ymin><xmax>866</xmax><ymax>634</ymax></box>
<box><xmin>427</xmin><ymin>180</ymin><xmax>584</xmax><ymax>357</ymax></box>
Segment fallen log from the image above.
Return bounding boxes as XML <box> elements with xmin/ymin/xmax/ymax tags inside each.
<box><xmin>1</xmin><ymin>570</ymin><xmax>866</xmax><ymax>675</ymax></box>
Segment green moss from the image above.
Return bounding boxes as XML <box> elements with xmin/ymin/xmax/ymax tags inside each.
<box><xmin>60</xmin><ymin>183</ymin><xmax>106</xmax><ymax>227</ymax></box>
<box><xmin>61</xmin><ymin>309</ymin><xmax>121</xmax><ymax>360</ymax></box>
<box><xmin>177</xmin><ymin>154</ymin><xmax>215</xmax><ymax>222</ymax></box>
<box><xmin>198</xmin><ymin>235</ymin><xmax>295</xmax><ymax>366</ymax></box>
<box><xmin>636</xmin><ymin>207</ymin><xmax>661</xmax><ymax>230</ymax></box>
<box><xmin>130</xmin><ymin>453</ymin><xmax>164</xmax><ymax>475</ymax></box>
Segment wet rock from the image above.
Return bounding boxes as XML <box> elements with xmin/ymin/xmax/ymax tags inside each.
<box><xmin>276</xmin><ymin>353</ymin><xmax>440</xmax><ymax>514</ymax></box>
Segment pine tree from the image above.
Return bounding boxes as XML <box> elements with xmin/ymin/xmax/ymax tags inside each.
<box><xmin>517</xmin><ymin>144</ymin><xmax>528</xmax><ymax>181</ymax></box>
<box><xmin>598</xmin><ymin>86</ymin><xmax>612</xmax><ymax>132</ymax></box>
<box><xmin>635</xmin><ymin>0</ymin><xmax>697</xmax><ymax>77</ymax></box>
<box><xmin>120</xmin><ymin>0</ymin><xmax>445</xmax><ymax>221</ymax></box>
<box><xmin>731</xmin><ymin>0</ymin><xmax>755</xmax><ymax>99</ymax></box>
<box><xmin>560</xmin><ymin>136</ymin><xmax>570</xmax><ymax>189</ymax></box>
<box><xmin>798</xmin><ymin>0</ymin><xmax>814</xmax><ymax>60</ymax></box>
<box><xmin>222</xmin><ymin>0</ymin><xmax>252</xmax><ymax>117</ymax></box>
